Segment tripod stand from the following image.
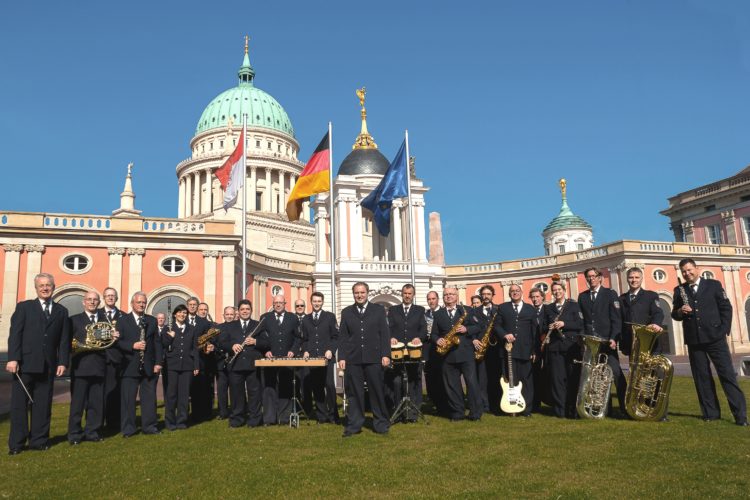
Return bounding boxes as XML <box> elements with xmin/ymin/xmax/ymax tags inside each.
<box><xmin>390</xmin><ymin>359</ymin><xmax>427</xmax><ymax>424</ymax></box>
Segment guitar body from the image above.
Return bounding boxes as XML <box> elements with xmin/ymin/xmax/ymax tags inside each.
<box><xmin>500</xmin><ymin>377</ymin><xmax>525</xmax><ymax>414</ymax></box>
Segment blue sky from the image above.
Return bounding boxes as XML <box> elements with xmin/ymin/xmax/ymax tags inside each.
<box><xmin>1</xmin><ymin>0</ymin><xmax>748</xmax><ymax>264</ymax></box>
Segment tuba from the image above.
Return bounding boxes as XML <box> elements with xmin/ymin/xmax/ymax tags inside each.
<box><xmin>575</xmin><ymin>335</ymin><xmax>613</xmax><ymax>419</ymax></box>
<box><xmin>624</xmin><ymin>323</ymin><xmax>673</xmax><ymax>421</ymax></box>
<box><xmin>72</xmin><ymin>321</ymin><xmax>117</xmax><ymax>355</ymax></box>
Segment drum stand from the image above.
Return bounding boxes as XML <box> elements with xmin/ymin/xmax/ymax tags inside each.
<box><xmin>390</xmin><ymin>360</ymin><xmax>427</xmax><ymax>424</ymax></box>
<box><xmin>289</xmin><ymin>366</ymin><xmax>305</xmax><ymax>428</ymax></box>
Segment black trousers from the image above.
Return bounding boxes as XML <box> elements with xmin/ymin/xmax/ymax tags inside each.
<box><xmin>262</xmin><ymin>366</ymin><xmax>293</xmax><ymax>425</ymax></box>
<box><xmin>386</xmin><ymin>361</ymin><xmax>422</xmax><ymax>421</ymax></box>
<box><xmin>502</xmin><ymin>357</ymin><xmax>534</xmax><ymax>416</ymax></box>
<box><xmin>603</xmin><ymin>346</ymin><xmax>626</xmax><ymax>414</ymax></box>
<box><xmin>8</xmin><ymin>370</ymin><xmax>55</xmax><ymax>450</ymax></box>
<box><xmin>228</xmin><ymin>370</ymin><xmax>263</xmax><ymax>427</ymax></box>
<box><xmin>216</xmin><ymin>367</ymin><xmax>230</xmax><ymax>418</ymax></box>
<box><xmin>68</xmin><ymin>375</ymin><xmax>104</xmax><ymax>440</ymax></box>
<box><xmin>425</xmin><ymin>344</ymin><xmax>448</xmax><ymax>415</ymax></box>
<box><xmin>688</xmin><ymin>338</ymin><xmax>747</xmax><ymax>422</ymax></box>
<box><xmin>476</xmin><ymin>359</ymin><xmax>489</xmax><ymax>413</ymax></box>
<box><xmin>190</xmin><ymin>371</ymin><xmax>214</xmax><ymax>422</ymax></box>
<box><xmin>344</xmin><ymin>363</ymin><xmax>389</xmax><ymax>433</ymax></box>
<box><xmin>103</xmin><ymin>362</ymin><xmax>121</xmax><ymax>431</ymax></box>
<box><xmin>547</xmin><ymin>345</ymin><xmax>580</xmax><ymax>418</ymax></box>
<box><xmin>165</xmin><ymin>370</ymin><xmax>193</xmax><ymax>429</ymax></box>
<box><xmin>443</xmin><ymin>359</ymin><xmax>482</xmax><ymax>420</ymax></box>
<box><xmin>160</xmin><ymin>364</ymin><xmax>169</xmax><ymax>404</ymax></box>
<box><xmin>484</xmin><ymin>343</ymin><xmax>502</xmax><ymax>414</ymax></box>
<box><xmin>120</xmin><ymin>374</ymin><xmax>158</xmax><ymax>436</ymax></box>
<box><xmin>303</xmin><ymin>363</ymin><xmax>339</xmax><ymax>423</ymax></box>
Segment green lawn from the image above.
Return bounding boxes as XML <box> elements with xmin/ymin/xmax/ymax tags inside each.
<box><xmin>2</xmin><ymin>376</ymin><xmax>749</xmax><ymax>499</ymax></box>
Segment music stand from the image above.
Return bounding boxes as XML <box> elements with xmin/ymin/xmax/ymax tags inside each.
<box><xmin>289</xmin><ymin>367</ymin><xmax>305</xmax><ymax>428</ymax></box>
<box><xmin>390</xmin><ymin>359</ymin><xmax>427</xmax><ymax>424</ymax></box>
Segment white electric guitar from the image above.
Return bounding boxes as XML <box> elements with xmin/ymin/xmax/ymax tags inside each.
<box><xmin>500</xmin><ymin>342</ymin><xmax>526</xmax><ymax>414</ymax></box>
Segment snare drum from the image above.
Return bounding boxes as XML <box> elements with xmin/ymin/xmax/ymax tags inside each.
<box><xmin>391</xmin><ymin>342</ymin><xmax>405</xmax><ymax>360</ymax></box>
<box><xmin>407</xmin><ymin>342</ymin><xmax>422</xmax><ymax>360</ymax></box>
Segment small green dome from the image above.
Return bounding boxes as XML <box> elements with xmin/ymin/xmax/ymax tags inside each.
<box><xmin>195</xmin><ymin>51</ymin><xmax>294</xmax><ymax>137</ymax></box>
<box><xmin>543</xmin><ymin>198</ymin><xmax>592</xmax><ymax>233</ymax></box>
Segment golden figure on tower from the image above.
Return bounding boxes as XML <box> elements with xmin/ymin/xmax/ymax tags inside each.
<box><xmin>559</xmin><ymin>178</ymin><xmax>567</xmax><ymax>199</ymax></box>
<box><xmin>353</xmin><ymin>87</ymin><xmax>378</xmax><ymax>150</ymax></box>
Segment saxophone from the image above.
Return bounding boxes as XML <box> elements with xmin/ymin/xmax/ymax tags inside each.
<box><xmin>436</xmin><ymin>307</ymin><xmax>469</xmax><ymax>356</ymax></box>
<box><xmin>624</xmin><ymin>323</ymin><xmax>673</xmax><ymax>421</ymax></box>
<box><xmin>575</xmin><ymin>335</ymin><xmax>613</xmax><ymax>419</ymax></box>
<box><xmin>197</xmin><ymin>327</ymin><xmax>221</xmax><ymax>353</ymax></box>
<box><xmin>474</xmin><ymin>309</ymin><xmax>498</xmax><ymax>361</ymax></box>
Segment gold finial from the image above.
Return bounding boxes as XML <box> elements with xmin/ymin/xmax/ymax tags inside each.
<box><xmin>353</xmin><ymin>87</ymin><xmax>378</xmax><ymax>150</ymax></box>
<box><xmin>244</xmin><ymin>35</ymin><xmax>249</xmax><ymax>55</ymax></box>
<box><xmin>559</xmin><ymin>178</ymin><xmax>567</xmax><ymax>199</ymax></box>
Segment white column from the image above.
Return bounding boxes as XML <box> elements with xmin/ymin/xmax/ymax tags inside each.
<box><xmin>457</xmin><ymin>284</ymin><xmax>467</xmax><ymax>305</ymax></box>
<box><xmin>730</xmin><ymin>266</ymin><xmax>747</xmax><ymax>347</ymax></box>
<box><xmin>221</xmin><ymin>251</ymin><xmax>236</xmax><ymax>311</ymax></box>
<box><xmin>202</xmin><ymin>250</ymin><xmax>218</xmax><ymax>317</ymax></box>
<box><xmin>178</xmin><ymin>178</ymin><xmax>185</xmax><ymax>218</ymax></box>
<box><xmin>279</xmin><ymin>171</ymin><xmax>286</xmax><ymax>213</ymax></box>
<box><xmin>337</xmin><ymin>195</ymin><xmax>349</xmax><ymax>259</ymax></box>
<box><xmin>249</xmin><ymin>167</ymin><xmax>257</xmax><ymax>211</ymax></box>
<box><xmin>271</xmin><ymin>172</ymin><xmax>278</xmax><ymax>214</ymax></box>
<box><xmin>392</xmin><ymin>203</ymin><xmax>403</xmax><ymax>261</ymax></box>
<box><xmin>264</xmin><ymin>169</ymin><xmax>272</xmax><ymax>212</ymax></box>
<box><xmin>252</xmin><ymin>276</ymin><xmax>260</xmax><ymax>319</ymax></box>
<box><xmin>193</xmin><ymin>172</ymin><xmax>201</xmax><ymax>215</ymax></box>
<box><xmin>24</xmin><ymin>245</ymin><xmax>44</xmax><ymax>300</ymax></box>
<box><xmin>349</xmin><ymin>199</ymin><xmax>363</xmax><ymax>260</ymax></box>
<box><xmin>1</xmin><ymin>244</ymin><xmax>23</xmax><ymax>351</ymax></box>
<box><xmin>257</xmin><ymin>276</ymin><xmax>268</xmax><ymax>315</ymax></box>
<box><xmin>107</xmin><ymin>248</ymin><xmax>125</xmax><ymax>299</ymax></box>
<box><xmin>415</xmin><ymin>199</ymin><xmax>427</xmax><ymax>262</ymax></box>
<box><xmin>126</xmin><ymin>248</ymin><xmax>145</xmax><ymax>303</ymax></box>
<box><xmin>202</xmin><ymin>169</ymin><xmax>212</xmax><ymax>215</ymax></box>
<box><xmin>290</xmin><ymin>281</ymin><xmax>298</xmax><ymax>304</ymax></box>
<box><xmin>185</xmin><ymin>174</ymin><xmax>192</xmax><ymax>217</ymax></box>
<box><xmin>722</xmin><ymin>265</ymin><xmax>741</xmax><ymax>348</ymax></box>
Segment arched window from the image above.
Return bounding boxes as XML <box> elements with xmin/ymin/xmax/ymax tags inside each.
<box><xmin>150</xmin><ymin>295</ymin><xmax>188</xmax><ymax>317</ymax></box>
<box><xmin>701</xmin><ymin>270</ymin><xmax>714</xmax><ymax>280</ymax></box>
<box><xmin>160</xmin><ymin>256</ymin><xmax>187</xmax><ymax>276</ymax></box>
<box><xmin>58</xmin><ymin>293</ymin><xmax>86</xmax><ymax>316</ymax></box>
<box><xmin>652</xmin><ymin>269</ymin><xmax>667</xmax><ymax>283</ymax></box>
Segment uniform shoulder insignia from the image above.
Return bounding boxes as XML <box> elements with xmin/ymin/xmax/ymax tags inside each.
<box><xmin>613</xmin><ymin>301</ymin><xmax>620</xmax><ymax>309</ymax></box>
<box><xmin>722</xmin><ymin>290</ymin><xmax>728</xmax><ymax>300</ymax></box>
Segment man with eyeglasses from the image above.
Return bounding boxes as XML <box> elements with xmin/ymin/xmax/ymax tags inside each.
<box><xmin>99</xmin><ymin>287</ymin><xmax>123</xmax><ymax>431</ymax></box>
<box><xmin>577</xmin><ymin>267</ymin><xmax>624</xmax><ymax>416</ymax></box>
<box><xmin>187</xmin><ymin>297</ymin><xmax>213</xmax><ymax>422</ymax></box>
<box><xmin>259</xmin><ymin>295</ymin><xmax>301</xmax><ymax>425</ymax></box>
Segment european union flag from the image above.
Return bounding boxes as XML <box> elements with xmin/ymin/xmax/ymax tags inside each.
<box><xmin>361</xmin><ymin>140</ymin><xmax>408</xmax><ymax>237</ymax></box>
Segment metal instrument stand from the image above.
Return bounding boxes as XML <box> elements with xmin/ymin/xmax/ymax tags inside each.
<box><xmin>390</xmin><ymin>359</ymin><xmax>427</xmax><ymax>424</ymax></box>
<box><xmin>289</xmin><ymin>366</ymin><xmax>305</xmax><ymax>428</ymax></box>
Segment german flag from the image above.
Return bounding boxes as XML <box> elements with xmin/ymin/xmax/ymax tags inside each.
<box><xmin>286</xmin><ymin>131</ymin><xmax>330</xmax><ymax>221</ymax></box>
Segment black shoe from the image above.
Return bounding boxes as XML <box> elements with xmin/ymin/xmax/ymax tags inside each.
<box><xmin>143</xmin><ymin>430</ymin><xmax>162</xmax><ymax>435</ymax></box>
<box><xmin>87</xmin><ymin>436</ymin><xmax>104</xmax><ymax>442</ymax></box>
<box><xmin>8</xmin><ymin>449</ymin><xmax>22</xmax><ymax>456</ymax></box>
<box><xmin>342</xmin><ymin>429</ymin><xmax>361</xmax><ymax>438</ymax></box>
<box><xmin>703</xmin><ymin>417</ymin><xmax>720</xmax><ymax>422</ymax></box>
<box><xmin>69</xmin><ymin>440</ymin><xmax>82</xmax><ymax>446</ymax></box>
<box><xmin>736</xmin><ymin>421</ymin><xmax>749</xmax><ymax>427</ymax></box>
<box><xmin>29</xmin><ymin>444</ymin><xmax>50</xmax><ymax>451</ymax></box>
<box><xmin>122</xmin><ymin>433</ymin><xmax>135</xmax><ymax>438</ymax></box>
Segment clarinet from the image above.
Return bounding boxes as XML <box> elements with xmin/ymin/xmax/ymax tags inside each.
<box><xmin>677</xmin><ymin>278</ymin><xmax>691</xmax><ymax>316</ymax></box>
<box><xmin>166</xmin><ymin>298</ymin><xmax>173</xmax><ymax>353</ymax></box>
<box><xmin>227</xmin><ymin>317</ymin><xmax>266</xmax><ymax>366</ymax></box>
<box><xmin>138</xmin><ymin>319</ymin><xmax>146</xmax><ymax>374</ymax></box>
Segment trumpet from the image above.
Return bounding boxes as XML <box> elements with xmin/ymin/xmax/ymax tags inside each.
<box><xmin>227</xmin><ymin>317</ymin><xmax>266</xmax><ymax>366</ymax></box>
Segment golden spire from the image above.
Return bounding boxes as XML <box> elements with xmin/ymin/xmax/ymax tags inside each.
<box><xmin>559</xmin><ymin>178</ymin><xmax>567</xmax><ymax>200</ymax></box>
<box><xmin>244</xmin><ymin>35</ymin><xmax>249</xmax><ymax>55</ymax></box>
<box><xmin>352</xmin><ymin>87</ymin><xmax>378</xmax><ymax>150</ymax></box>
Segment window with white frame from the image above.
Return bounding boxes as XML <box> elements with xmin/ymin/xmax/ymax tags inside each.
<box><xmin>706</xmin><ymin>224</ymin><xmax>722</xmax><ymax>244</ymax></box>
<box><xmin>62</xmin><ymin>254</ymin><xmax>90</xmax><ymax>273</ymax></box>
<box><xmin>652</xmin><ymin>269</ymin><xmax>667</xmax><ymax>283</ymax></box>
<box><xmin>742</xmin><ymin>217</ymin><xmax>750</xmax><ymax>246</ymax></box>
<box><xmin>701</xmin><ymin>270</ymin><xmax>714</xmax><ymax>280</ymax></box>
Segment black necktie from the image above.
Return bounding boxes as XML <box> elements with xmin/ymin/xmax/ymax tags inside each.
<box><xmin>691</xmin><ymin>284</ymin><xmax>698</xmax><ymax>295</ymax></box>
<box><xmin>358</xmin><ymin>307</ymin><xmax>365</xmax><ymax>317</ymax></box>
<box><xmin>90</xmin><ymin>314</ymin><xmax>96</xmax><ymax>324</ymax></box>
<box><xmin>404</xmin><ymin>306</ymin><xmax>409</xmax><ymax>316</ymax></box>
<box><xmin>242</xmin><ymin>321</ymin><xmax>248</xmax><ymax>333</ymax></box>
<box><xmin>43</xmin><ymin>301</ymin><xmax>51</xmax><ymax>319</ymax></box>
<box><xmin>190</xmin><ymin>316</ymin><xmax>196</xmax><ymax>326</ymax></box>
<box><xmin>138</xmin><ymin>317</ymin><xmax>144</xmax><ymax>329</ymax></box>
<box><xmin>629</xmin><ymin>293</ymin><xmax>636</xmax><ymax>303</ymax></box>
<box><xmin>276</xmin><ymin>314</ymin><xmax>283</xmax><ymax>324</ymax></box>
<box><xmin>108</xmin><ymin>310</ymin><xmax>114</xmax><ymax>322</ymax></box>
<box><xmin>485</xmin><ymin>307</ymin><xmax>490</xmax><ymax>317</ymax></box>
<box><xmin>513</xmin><ymin>303</ymin><xmax>519</xmax><ymax>315</ymax></box>
<box><xmin>448</xmin><ymin>309</ymin><xmax>454</xmax><ymax>320</ymax></box>
<box><xmin>591</xmin><ymin>291</ymin><xmax>597</xmax><ymax>302</ymax></box>
<box><xmin>426</xmin><ymin>309</ymin><xmax>433</xmax><ymax>319</ymax></box>
<box><xmin>313</xmin><ymin>312</ymin><xmax>319</xmax><ymax>322</ymax></box>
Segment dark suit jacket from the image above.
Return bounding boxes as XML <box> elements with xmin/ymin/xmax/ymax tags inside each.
<box><xmin>432</xmin><ymin>305</ymin><xmax>480</xmax><ymax>363</ymax></box>
<box><xmin>220</xmin><ymin>319</ymin><xmax>270</xmax><ymax>371</ymax></box>
<box><xmin>619</xmin><ymin>289</ymin><xmax>664</xmax><ymax>355</ymax></box>
<box><xmin>543</xmin><ymin>300</ymin><xmax>583</xmax><ymax>353</ymax></box>
<box><xmin>339</xmin><ymin>302</ymin><xmax>390</xmax><ymax>364</ymax></box>
<box><xmin>69</xmin><ymin>310</ymin><xmax>107</xmax><ymax>377</ymax></box>
<box><xmin>8</xmin><ymin>299</ymin><xmax>70</xmax><ymax>374</ymax></box>
<box><xmin>388</xmin><ymin>304</ymin><xmax>428</xmax><ymax>345</ymax></box>
<box><xmin>98</xmin><ymin>307</ymin><xmax>123</xmax><ymax>365</ymax></box>
<box><xmin>671</xmin><ymin>278</ymin><xmax>732</xmax><ymax>345</ymax></box>
<box><xmin>162</xmin><ymin>323</ymin><xmax>200</xmax><ymax>372</ymax></box>
<box><xmin>494</xmin><ymin>302</ymin><xmax>538</xmax><ymax>360</ymax></box>
<box><xmin>577</xmin><ymin>287</ymin><xmax>622</xmax><ymax>341</ymax></box>
<box><xmin>300</xmin><ymin>311</ymin><xmax>338</xmax><ymax>358</ymax></box>
<box><xmin>259</xmin><ymin>311</ymin><xmax>301</xmax><ymax>357</ymax></box>
<box><xmin>116</xmin><ymin>312</ymin><xmax>161</xmax><ymax>377</ymax></box>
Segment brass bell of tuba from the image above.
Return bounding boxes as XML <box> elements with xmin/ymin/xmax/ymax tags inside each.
<box><xmin>575</xmin><ymin>335</ymin><xmax>613</xmax><ymax>419</ymax></box>
<box><xmin>624</xmin><ymin>323</ymin><xmax>673</xmax><ymax>421</ymax></box>
<box><xmin>72</xmin><ymin>321</ymin><xmax>117</xmax><ymax>355</ymax></box>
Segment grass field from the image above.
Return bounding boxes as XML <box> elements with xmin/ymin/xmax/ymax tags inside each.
<box><xmin>1</xmin><ymin>376</ymin><xmax>749</xmax><ymax>499</ymax></box>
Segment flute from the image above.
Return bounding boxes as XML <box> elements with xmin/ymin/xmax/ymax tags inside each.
<box><xmin>227</xmin><ymin>317</ymin><xmax>266</xmax><ymax>366</ymax></box>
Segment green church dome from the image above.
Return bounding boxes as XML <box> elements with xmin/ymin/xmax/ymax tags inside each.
<box><xmin>195</xmin><ymin>47</ymin><xmax>294</xmax><ymax>137</ymax></box>
<box><xmin>543</xmin><ymin>179</ymin><xmax>592</xmax><ymax>233</ymax></box>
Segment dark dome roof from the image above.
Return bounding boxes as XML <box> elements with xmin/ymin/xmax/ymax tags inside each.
<box><xmin>337</xmin><ymin>148</ymin><xmax>390</xmax><ymax>176</ymax></box>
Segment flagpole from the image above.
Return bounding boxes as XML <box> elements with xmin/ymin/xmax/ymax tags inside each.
<box><xmin>241</xmin><ymin>115</ymin><xmax>248</xmax><ymax>304</ymax></box>
<box><xmin>328</xmin><ymin>121</ymin><xmax>337</xmax><ymax>315</ymax></box>
<box><xmin>405</xmin><ymin>130</ymin><xmax>417</xmax><ymax>299</ymax></box>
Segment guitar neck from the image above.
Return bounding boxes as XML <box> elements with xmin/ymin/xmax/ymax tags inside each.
<box><xmin>507</xmin><ymin>347</ymin><xmax>514</xmax><ymax>386</ymax></box>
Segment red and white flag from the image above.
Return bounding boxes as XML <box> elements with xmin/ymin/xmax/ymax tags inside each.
<box><xmin>214</xmin><ymin>130</ymin><xmax>245</xmax><ymax>210</ymax></box>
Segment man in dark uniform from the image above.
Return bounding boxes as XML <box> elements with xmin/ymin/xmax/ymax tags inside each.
<box><xmin>100</xmin><ymin>286</ymin><xmax>123</xmax><ymax>432</ymax></box>
<box><xmin>221</xmin><ymin>300</ymin><xmax>270</xmax><ymax>428</ymax></box>
<box><xmin>117</xmin><ymin>291</ymin><xmax>162</xmax><ymax>437</ymax></box>
<box><xmin>424</xmin><ymin>290</ymin><xmax>446</xmax><ymax>415</ymax></box>
<box><xmin>215</xmin><ymin>306</ymin><xmax>236</xmax><ymax>420</ymax></box>
<box><xmin>338</xmin><ymin>282</ymin><xmax>391</xmax><ymax>436</ymax></box>
<box><xmin>187</xmin><ymin>296</ymin><xmax>213</xmax><ymax>422</ymax></box>
<box><xmin>293</xmin><ymin>299</ymin><xmax>308</xmax><ymax>416</ymax></box>
<box><xmin>6</xmin><ymin>273</ymin><xmax>70</xmax><ymax>455</ymax></box>
<box><xmin>495</xmin><ymin>284</ymin><xmax>538</xmax><ymax>417</ymax></box>
<box><xmin>301</xmin><ymin>292</ymin><xmax>339</xmax><ymax>424</ymax></box>
<box><xmin>260</xmin><ymin>295</ymin><xmax>301</xmax><ymax>425</ymax></box>
<box><xmin>155</xmin><ymin>312</ymin><xmax>169</xmax><ymax>402</ymax></box>
<box><xmin>529</xmin><ymin>287</ymin><xmax>548</xmax><ymax>412</ymax></box>
<box><xmin>577</xmin><ymin>267</ymin><xmax>624</xmax><ymax>416</ymax></box>
<box><xmin>474</xmin><ymin>285</ymin><xmax>499</xmax><ymax>415</ymax></box>
<box><xmin>386</xmin><ymin>284</ymin><xmax>427</xmax><ymax>422</ymax></box>
<box><xmin>434</xmin><ymin>286</ymin><xmax>481</xmax><ymax>421</ymax></box>
<box><xmin>68</xmin><ymin>291</ymin><xmax>116</xmax><ymax>444</ymax></box>
<box><xmin>671</xmin><ymin>258</ymin><xmax>747</xmax><ymax>426</ymax></box>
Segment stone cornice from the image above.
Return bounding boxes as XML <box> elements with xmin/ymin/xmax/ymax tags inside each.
<box><xmin>3</xmin><ymin>244</ymin><xmax>23</xmax><ymax>252</ymax></box>
<box><xmin>108</xmin><ymin>247</ymin><xmax>126</xmax><ymax>256</ymax></box>
<box><xmin>23</xmin><ymin>244</ymin><xmax>45</xmax><ymax>253</ymax></box>
<box><xmin>126</xmin><ymin>248</ymin><xmax>145</xmax><ymax>256</ymax></box>
<box><xmin>202</xmin><ymin>250</ymin><xmax>220</xmax><ymax>258</ymax></box>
